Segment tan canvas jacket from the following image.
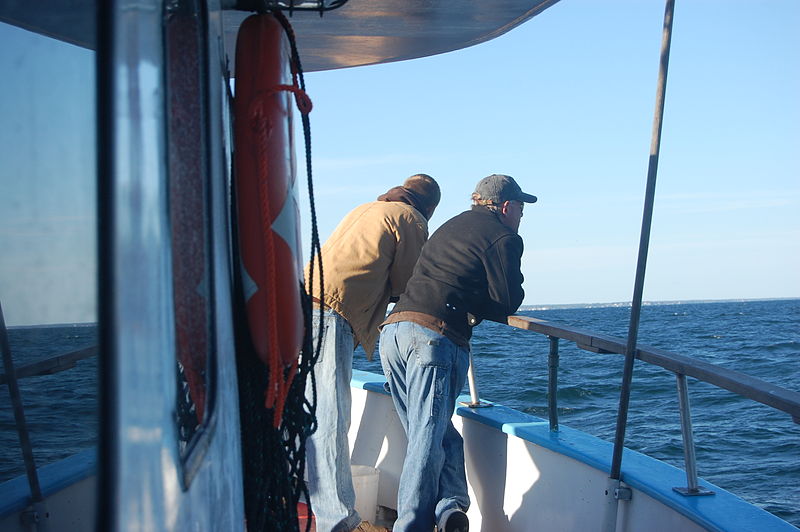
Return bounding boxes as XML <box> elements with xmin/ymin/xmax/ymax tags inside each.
<box><xmin>305</xmin><ymin>200</ymin><xmax>428</xmax><ymax>359</ymax></box>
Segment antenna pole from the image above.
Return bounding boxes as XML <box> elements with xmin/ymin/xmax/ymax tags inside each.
<box><xmin>603</xmin><ymin>0</ymin><xmax>676</xmax><ymax>529</ymax></box>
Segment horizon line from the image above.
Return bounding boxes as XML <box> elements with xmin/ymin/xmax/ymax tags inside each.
<box><xmin>520</xmin><ymin>296</ymin><xmax>800</xmax><ymax>310</ymax></box>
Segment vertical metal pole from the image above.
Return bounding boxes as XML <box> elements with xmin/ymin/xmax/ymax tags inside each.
<box><xmin>611</xmin><ymin>0</ymin><xmax>675</xmax><ymax>481</ymax></box>
<box><xmin>547</xmin><ymin>336</ymin><xmax>559</xmax><ymax>431</ymax></box>
<box><xmin>462</xmin><ymin>350</ymin><xmax>491</xmax><ymax>408</ymax></box>
<box><xmin>603</xmin><ymin>1</ymin><xmax>676</xmax><ymax>530</ymax></box>
<box><xmin>676</xmin><ymin>374</ymin><xmax>699</xmax><ymax>490</ymax></box>
<box><xmin>0</xmin><ymin>302</ymin><xmax>50</xmax><ymax>529</ymax></box>
<box><xmin>466</xmin><ymin>350</ymin><xmax>480</xmax><ymax>405</ymax></box>
<box><xmin>674</xmin><ymin>374</ymin><xmax>714</xmax><ymax>496</ymax></box>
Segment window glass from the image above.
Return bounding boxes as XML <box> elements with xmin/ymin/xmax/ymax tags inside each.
<box><xmin>164</xmin><ymin>0</ymin><xmax>215</xmax><ymax>457</ymax></box>
<box><xmin>0</xmin><ymin>21</ymin><xmax>98</xmax><ymax>481</ymax></box>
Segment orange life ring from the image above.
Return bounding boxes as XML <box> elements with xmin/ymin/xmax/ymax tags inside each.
<box><xmin>234</xmin><ymin>13</ymin><xmax>304</xmax><ymax>426</ymax></box>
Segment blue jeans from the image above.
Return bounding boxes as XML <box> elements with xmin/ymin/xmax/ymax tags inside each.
<box><xmin>305</xmin><ymin>309</ymin><xmax>361</xmax><ymax>532</ymax></box>
<box><xmin>379</xmin><ymin>321</ymin><xmax>471</xmax><ymax>532</ymax></box>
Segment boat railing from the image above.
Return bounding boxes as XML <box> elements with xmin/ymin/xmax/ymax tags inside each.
<box><xmin>4</xmin><ymin>312</ymin><xmax>799</xmax><ymax>511</ymax></box>
<box><xmin>0</xmin><ymin>302</ymin><xmax>98</xmax><ymax>525</ymax></box>
<box><xmin>0</xmin><ymin>345</ymin><xmax>97</xmax><ymax>386</ymax></box>
<box><xmin>469</xmin><ymin>314</ymin><xmax>800</xmax><ymax>496</ymax></box>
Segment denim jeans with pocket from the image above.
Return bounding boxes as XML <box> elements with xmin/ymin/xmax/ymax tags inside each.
<box><xmin>379</xmin><ymin>321</ymin><xmax>471</xmax><ymax>531</ymax></box>
<box><xmin>305</xmin><ymin>309</ymin><xmax>361</xmax><ymax>532</ymax></box>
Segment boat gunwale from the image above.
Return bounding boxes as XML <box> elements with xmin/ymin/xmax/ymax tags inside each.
<box><xmin>1</xmin><ymin>367</ymin><xmax>795</xmax><ymax>530</ymax></box>
<box><xmin>353</xmin><ymin>369</ymin><xmax>798</xmax><ymax>532</ymax></box>
<box><xmin>0</xmin><ymin>448</ymin><xmax>96</xmax><ymax>517</ymax></box>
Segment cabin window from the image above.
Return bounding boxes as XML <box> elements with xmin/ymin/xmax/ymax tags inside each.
<box><xmin>163</xmin><ymin>0</ymin><xmax>216</xmax><ymax>464</ymax></box>
<box><xmin>0</xmin><ymin>21</ymin><xmax>99</xmax><ymax>480</ymax></box>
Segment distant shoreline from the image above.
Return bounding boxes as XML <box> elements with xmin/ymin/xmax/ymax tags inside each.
<box><xmin>6</xmin><ymin>322</ymin><xmax>97</xmax><ymax>330</ymax></box>
<box><xmin>519</xmin><ymin>296</ymin><xmax>800</xmax><ymax>311</ymax></box>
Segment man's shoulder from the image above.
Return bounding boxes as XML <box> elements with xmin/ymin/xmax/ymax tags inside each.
<box><xmin>372</xmin><ymin>200</ymin><xmax>426</xmax><ymax>224</ymax></box>
<box><xmin>432</xmin><ymin>208</ymin><xmax>520</xmax><ymax>249</ymax></box>
<box><xmin>345</xmin><ymin>201</ymin><xmax>426</xmax><ymax>231</ymax></box>
<box><xmin>438</xmin><ymin>208</ymin><xmax>509</xmax><ymax>235</ymax></box>
<box><xmin>435</xmin><ymin>209</ymin><xmax>475</xmax><ymax>228</ymax></box>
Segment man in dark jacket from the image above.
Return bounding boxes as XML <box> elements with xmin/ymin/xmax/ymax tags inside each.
<box><xmin>379</xmin><ymin>174</ymin><xmax>536</xmax><ymax>532</ymax></box>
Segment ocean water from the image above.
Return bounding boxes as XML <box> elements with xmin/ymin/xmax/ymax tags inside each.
<box><xmin>0</xmin><ymin>324</ymin><xmax>98</xmax><ymax>483</ymax></box>
<box><xmin>355</xmin><ymin>298</ymin><xmax>800</xmax><ymax>527</ymax></box>
<box><xmin>1</xmin><ymin>299</ymin><xmax>798</xmax><ymax>526</ymax></box>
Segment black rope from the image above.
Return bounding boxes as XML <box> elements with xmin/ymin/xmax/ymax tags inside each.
<box><xmin>273</xmin><ymin>11</ymin><xmax>324</xmax><ymax>532</ymax></box>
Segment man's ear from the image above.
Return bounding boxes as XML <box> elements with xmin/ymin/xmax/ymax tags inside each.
<box><xmin>500</xmin><ymin>200</ymin><xmax>512</xmax><ymax>216</ymax></box>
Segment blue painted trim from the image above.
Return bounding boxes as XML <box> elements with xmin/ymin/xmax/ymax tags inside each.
<box><xmin>1</xmin><ymin>372</ymin><xmax>792</xmax><ymax>531</ymax></box>
<box><xmin>354</xmin><ymin>370</ymin><xmax>795</xmax><ymax>532</ymax></box>
<box><xmin>0</xmin><ymin>448</ymin><xmax>96</xmax><ymax>517</ymax></box>
<box><xmin>352</xmin><ymin>369</ymin><xmax>389</xmax><ymax>395</ymax></box>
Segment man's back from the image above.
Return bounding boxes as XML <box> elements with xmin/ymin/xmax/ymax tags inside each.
<box><xmin>389</xmin><ymin>205</ymin><xmax>525</xmax><ymax>344</ymax></box>
<box><xmin>307</xmin><ymin>200</ymin><xmax>428</xmax><ymax>357</ymax></box>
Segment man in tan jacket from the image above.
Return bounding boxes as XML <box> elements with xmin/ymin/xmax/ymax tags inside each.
<box><xmin>305</xmin><ymin>174</ymin><xmax>440</xmax><ymax>532</ymax></box>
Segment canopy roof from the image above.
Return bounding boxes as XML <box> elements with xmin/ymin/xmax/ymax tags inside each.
<box><xmin>1</xmin><ymin>0</ymin><xmax>560</xmax><ymax>73</ymax></box>
<box><xmin>224</xmin><ymin>0</ymin><xmax>560</xmax><ymax>73</ymax></box>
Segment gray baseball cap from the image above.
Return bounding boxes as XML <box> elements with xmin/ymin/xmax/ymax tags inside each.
<box><xmin>473</xmin><ymin>174</ymin><xmax>537</xmax><ymax>204</ymax></box>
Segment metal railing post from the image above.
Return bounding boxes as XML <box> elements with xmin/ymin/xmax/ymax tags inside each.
<box><xmin>547</xmin><ymin>336</ymin><xmax>559</xmax><ymax>431</ymax></box>
<box><xmin>673</xmin><ymin>373</ymin><xmax>713</xmax><ymax>496</ymax></box>
<box><xmin>461</xmin><ymin>349</ymin><xmax>490</xmax><ymax>408</ymax></box>
<box><xmin>0</xmin><ymin>302</ymin><xmax>50</xmax><ymax>530</ymax></box>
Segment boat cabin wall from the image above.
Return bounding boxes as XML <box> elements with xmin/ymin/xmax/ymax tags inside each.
<box><xmin>0</xmin><ymin>0</ymin><xmax>249</xmax><ymax>529</ymax></box>
<box><xmin>97</xmin><ymin>0</ymin><xmax>246</xmax><ymax>529</ymax></box>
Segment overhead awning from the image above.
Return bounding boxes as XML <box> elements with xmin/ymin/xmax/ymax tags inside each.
<box><xmin>223</xmin><ymin>0</ymin><xmax>561</xmax><ymax>73</ymax></box>
<box><xmin>0</xmin><ymin>0</ymin><xmax>561</xmax><ymax>74</ymax></box>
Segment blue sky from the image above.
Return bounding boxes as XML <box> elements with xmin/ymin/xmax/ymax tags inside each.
<box><xmin>1</xmin><ymin>1</ymin><xmax>798</xmax><ymax>327</ymax></box>
<box><xmin>0</xmin><ymin>23</ymin><xmax>96</xmax><ymax>326</ymax></box>
<box><xmin>297</xmin><ymin>1</ymin><xmax>799</xmax><ymax>306</ymax></box>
